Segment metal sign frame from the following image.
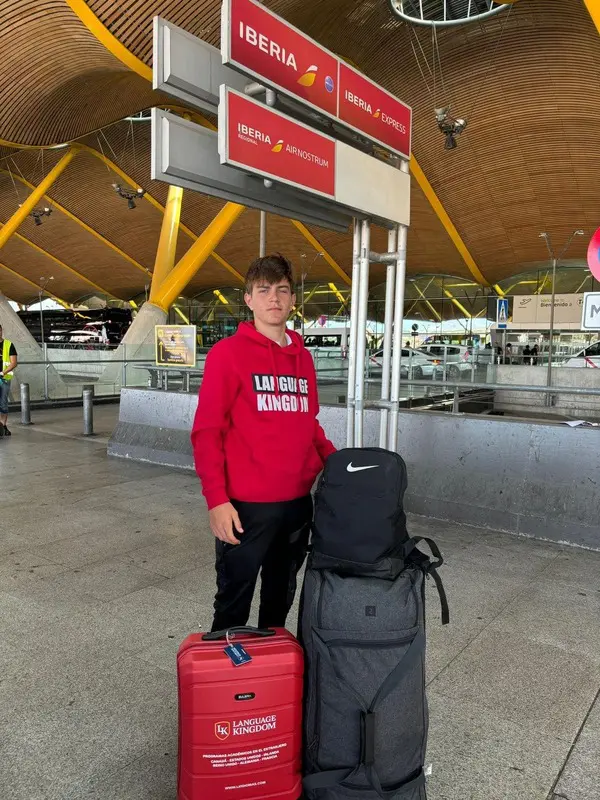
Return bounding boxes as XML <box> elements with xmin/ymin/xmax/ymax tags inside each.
<box><xmin>151</xmin><ymin>108</ymin><xmax>354</xmax><ymax>232</ymax></box>
<box><xmin>152</xmin><ymin>6</ymin><xmax>414</xmax><ymax>453</ymax></box>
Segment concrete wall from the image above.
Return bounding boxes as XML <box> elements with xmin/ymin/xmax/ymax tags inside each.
<box><xmin>108</xmin><ymin>388</ymin><xmax>197</xmax><ymax>469</ymax></box>
<box><xmin>102</xmin><ymin>302</ymin><xmax>167</xmax><ymax>388</ymax></box>
<box><xmin>490</xmin><ymin>364</ymin><xmax>600</xmax><ymax>420</ymax></box>
<box><xmin>109</xmin><ymin>388</ymin><xmax>600</xmax><ymax>549</ymax></box>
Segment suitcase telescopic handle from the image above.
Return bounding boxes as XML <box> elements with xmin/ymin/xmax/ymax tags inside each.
<box><xmin>201</xmin><ymin>626</ymin><xmax>276</xmax><ymax>641</ymax></box>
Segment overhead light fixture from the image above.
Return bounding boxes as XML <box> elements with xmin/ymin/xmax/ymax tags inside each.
<box><xmin>112</xmin><ymin>183</ymin><xmax>145</xmax><ymax>209</ymax></box>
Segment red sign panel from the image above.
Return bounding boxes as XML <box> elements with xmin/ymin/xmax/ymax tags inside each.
<box><xmin>338</xmin><ymin>63</ymin><xmax>411</xmax><ymax>159</ymax></box>
<box><xmin>222</xmin><ymin>0</ymin><xmax>413</xmax><ymax>160</ymax></box>
<box><xmin>587</xmin><ymin>226</ymin><xmax>600</xmax><ymax>282</ymax></box>
<box><xmin>221</xmin><ymin>88</ymin><xmax>336</xmax><ymax>199</ymax></box>
<box><xmin>223</xmin><ymin>0</ymin><xmax>339</xmax><ymax>118</ymax></box>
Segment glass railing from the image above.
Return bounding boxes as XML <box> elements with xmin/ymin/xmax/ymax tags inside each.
<box><xmin>9</xmin><ymin>343</ymin><xmax>600</xmax><ymax>424</ymax></box>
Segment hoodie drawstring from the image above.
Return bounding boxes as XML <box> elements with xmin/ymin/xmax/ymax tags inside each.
<box><xmin>268</xmin><ymin>339</ymin><xmax>302</xmax><ymax>410</ymax></box>
<box><xmin>269</xmin><ymin>341</ymin><xmax>280</xmax><ymax>397</ymax></box>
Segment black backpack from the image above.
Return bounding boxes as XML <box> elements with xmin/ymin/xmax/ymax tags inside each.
<box><xmin>310</xmin><ymin>447</ymin><xmax>413</xmax><ymax>578</ymax></box>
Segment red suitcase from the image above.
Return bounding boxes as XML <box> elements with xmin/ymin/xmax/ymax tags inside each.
<box><xmin>177</xmin><ymin>626</ymin><xmax>303</xmax><ymax>800</ymax></box>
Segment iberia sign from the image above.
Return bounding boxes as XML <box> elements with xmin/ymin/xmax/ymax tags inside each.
<box><xmin>222</xmin><ymin>0</ymin><xmax>338</xmax><ymax>118</ymax></box>
<box><xmin>219</xmin><ymin>87</ymin><xmax>336</xmax><ymax>199</ymax></box>
<box><xmin>221</xmin><ymin>0</ymin><xmax>412</xmax><ymax>160</ymax></box>
<box><xmin>338</xmin><ymin>63</ymin><xmax>411</xmax><ymax>161</ymax></box>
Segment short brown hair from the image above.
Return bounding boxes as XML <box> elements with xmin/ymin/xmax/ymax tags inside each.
<box><xmin>245</xmin><ymin>254</ymin><xmax>295</xmax><ymax>294</ymax></box>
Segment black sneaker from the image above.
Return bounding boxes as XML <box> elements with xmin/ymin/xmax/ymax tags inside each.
<box><xmin>3</xmin><ymin>425</ymin><xmax>10</xmax><ymax>437</ymax></box>
<box><xmin>0</xmin><ymin>426</ymin><xmax>4</xmax><ymax>438</ymax></box>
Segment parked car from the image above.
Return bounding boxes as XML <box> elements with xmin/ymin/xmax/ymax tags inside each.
<box><xmin>368</xmin><ymin>347</ymin><xmax>438</xmax><ymax>380</ymax></box>
<box><xmin>562</xmin><ymin>341</ymin><xmax>600</xmax><ymax>368</ymax></box>
<box><xmin>418</xmin><ymin>344</ymin><xmax>476</xmax><ymax>379</ymax></box>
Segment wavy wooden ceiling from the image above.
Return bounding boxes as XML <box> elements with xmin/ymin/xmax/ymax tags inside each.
<box><xmin>0</xmin><ymin>0</ymin><xmax>599</xmax><ymax>305</ymax></box>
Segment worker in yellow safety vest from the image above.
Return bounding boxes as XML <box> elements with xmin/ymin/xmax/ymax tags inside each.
<box><xmin>0</xmin><ymin>324</ymin><xmax>18</xmax><ymax>437</ymax></box>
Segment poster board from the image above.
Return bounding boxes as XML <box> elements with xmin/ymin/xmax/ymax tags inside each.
<box><xmin>155</xmin><ymin>325</ymin><xmax>197</xmax><ymax>367</ymax></box>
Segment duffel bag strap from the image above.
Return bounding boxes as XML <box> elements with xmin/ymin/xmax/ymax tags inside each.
<box><xmin>428</xmin><ymin>568</ymin><xmax>450</xmax><ymax>626</ymax></box>
<box><xmin>409</xmin><ymin>536</ymin><xmax>450</xmax><ymax>626</ymax></box>
<box><xmin>367</xmin><ymin>766</ymin><xmax>427</xmax><ymax>798</ymax></box>
<box><xmin>370</xmin><ymin>628</ymin><xmax>425</xmax><ymax>711</ymax></box>
<box><xmin>303</xmin><ymin>767</ymin><xmax>356</xmax><ymax>793</ymax></box>
<box><xmin>304</xmin><ymin>766</ymin><xmax>426</xmax><ymax>798</ymax></box>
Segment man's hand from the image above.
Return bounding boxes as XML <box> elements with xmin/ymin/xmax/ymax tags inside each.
<box><xmin>209</xmin><ymin>502</ymin><xmax>244</xmax><ymax>545</ymax></box>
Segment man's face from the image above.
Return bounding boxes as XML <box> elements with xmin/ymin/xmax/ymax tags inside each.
<box><xmin>245</xmin><ymin>281</ymin><xmax>295</xmax><ymax>328</ymax></box>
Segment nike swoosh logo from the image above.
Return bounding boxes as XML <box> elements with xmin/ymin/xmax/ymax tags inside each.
<box><xmin>346</xmin><ymin>463</ymin><xmax>379</xmax><ymax>473</ymax></box>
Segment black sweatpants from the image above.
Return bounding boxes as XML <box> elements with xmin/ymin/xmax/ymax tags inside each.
<box><xmin>211</xmin><ymin>495</ymin><xmax>312</xmax><ymax>632</ymax></box>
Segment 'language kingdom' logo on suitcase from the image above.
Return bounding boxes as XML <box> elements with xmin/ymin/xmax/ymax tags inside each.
<box><xmin>215</xmin><ymin>721</ymin><xmax>231</xmax><ymax>740</ymax></box>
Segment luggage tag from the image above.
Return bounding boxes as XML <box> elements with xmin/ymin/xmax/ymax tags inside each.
<box><xmin>224</xmin><ymin>631</ymin><xmax>252</xmax><ymax>667</ymax></box>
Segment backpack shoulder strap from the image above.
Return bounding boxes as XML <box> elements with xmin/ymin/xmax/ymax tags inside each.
<box><xmin>409</xmin><ymin>536</ymin><xmax>450</xmax><ymax>625</ymax></box>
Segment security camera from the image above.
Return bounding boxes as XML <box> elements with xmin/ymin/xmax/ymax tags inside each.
<box><xmin>435</xmin><ymin>108</ymin><xmax>468</xmax><ymax>151</ymax></box>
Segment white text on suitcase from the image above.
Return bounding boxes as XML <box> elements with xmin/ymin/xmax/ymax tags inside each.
<box><xmin>215</xmin><ymin>715</ymin><xmax>277</xmax><ymax>739</ymax></box>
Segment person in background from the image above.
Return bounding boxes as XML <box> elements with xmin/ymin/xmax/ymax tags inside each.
<box><xmin>0</xmin><ymin>324</ymin><xmax>17</xmax><ymax>437</ymax></box>
<box><xmin>191</xmin><ymin>254</ymin><xmax>336</xmax><ymax>632</ymax></box>
<box><xmin>523</xmin><ymin>344</ymin><xmax>531</xmax><ymax>366</ymax></box>
<box><xmin>531</xmin><ymin>344</ymin><xmax>539</xmax><ymax>366</ymax></box>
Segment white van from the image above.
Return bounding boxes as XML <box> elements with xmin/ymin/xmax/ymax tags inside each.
<box><xmin>369</xmin><ymin>347</ymin><xmax>439</xmax><ymax>380</ymax></box>
<box><xmin>302</xmin><ymin>327</ymin><xmax>350</xmax><ymax>352</ymax></box>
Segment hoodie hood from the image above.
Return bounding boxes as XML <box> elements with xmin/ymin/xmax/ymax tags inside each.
<box><xmin>236</xmin><ymin>322</ymin><xmax>304</xmax><ymax>397</ymax></box>
<box><xmin>235</xmin><ymin>321</ymin><xmax>304</xmax><ymax>351</ymax></box>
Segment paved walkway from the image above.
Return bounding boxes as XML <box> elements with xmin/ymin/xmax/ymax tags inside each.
<box><xmin>1</xmin><ymin>407</ymin><xmax>599</xmax><ymax>799</ymax></box>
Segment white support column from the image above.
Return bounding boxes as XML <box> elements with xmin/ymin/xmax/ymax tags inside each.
<box><xmin>388</xmin><ymin>161</ymin><xmax>410</xmax><ymax>450</ymax></box>
<box><xmin>354</xmin><ymin>219</ymin><xmax>371</xmax><ymax>447</ymax></box>
<box><xmin>346</xmin><ymin>220</ymin><xmax>361</xmax><ymax>447</ymax></box>
<box><xmin>379</xmin><ymin>227</ymin><xmax>397</xmax><ymax>449</ymax></box>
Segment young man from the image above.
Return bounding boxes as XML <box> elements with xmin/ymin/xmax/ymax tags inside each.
<box><xmin>0</xmin><ymin>324</ymin><xmax>17</xmax><ymax>437</ymax></box>
<box><xmin>191</xmin><ymin>254</ymin><xmax>335</xmax><ymax>632</ymax></box>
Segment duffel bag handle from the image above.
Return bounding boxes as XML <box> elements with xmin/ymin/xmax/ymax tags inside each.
<box><xmin>202</xmin><ymin>626</ymin><xmax>276</xmax><ymax>641</ymax></box>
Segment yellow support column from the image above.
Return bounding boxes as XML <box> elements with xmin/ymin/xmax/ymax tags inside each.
<box><xmin>413</xmin><ymin>283</ymin><xmax>442</xmax><ymax>322</ymax></box>
<box><xmin>153</xmin><ymin>203</ymin><xmax>244</xmax><ymax>312</ymax></box>
<box><xmin>437</xmin><ymin>283</ymin><xmax>472</xmax><ymax>318</ymax></box>
<box><xmin>290</xmin><ymin>220</ymin><xmax>351</xmax><ymax>285</ymax></box>
<box><xmin>149</xmin><ymin>185</ymin><xmax>184</xmax><ymax>303</ymax></box>
<box><xmin>410</xmin><ymin>155</ymin><xmax>489</xmax><ymax>287</ymax></box>
<box><xmin>0</xmin><ymin>148</ymin><xmax>77</xmax><ymax>250</ymax></box>
<box><xmin>584</xmin><ymin>0</ymin><xmax>600</xmax><ymax>34</ymax></box>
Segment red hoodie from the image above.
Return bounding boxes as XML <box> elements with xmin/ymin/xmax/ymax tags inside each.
<box><xmin>191</xmin><ymin>322</ymin><xmax>336</xmax><ymax>509</ymax></box>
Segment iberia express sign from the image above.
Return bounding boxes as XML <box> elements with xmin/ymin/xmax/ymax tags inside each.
<box><xmin>338</xmin><ymin>63</ymin><xmax>411</xmax><ymax>161</ymax></box>
<box><xmin>219</xmin><ymin>87</ymin><xmax>336</xmax><ymax>199</ymax></box>
<box><xmin>221</xmin><ymin>0</ymin><xmax>412</xmax><ymax>160</ymax></box>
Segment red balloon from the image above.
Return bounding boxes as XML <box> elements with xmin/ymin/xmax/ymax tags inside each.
<box><xmin>587</xmin><ymin>227</ymin><xmax>600</xmax><ymax>282</ymax></box>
